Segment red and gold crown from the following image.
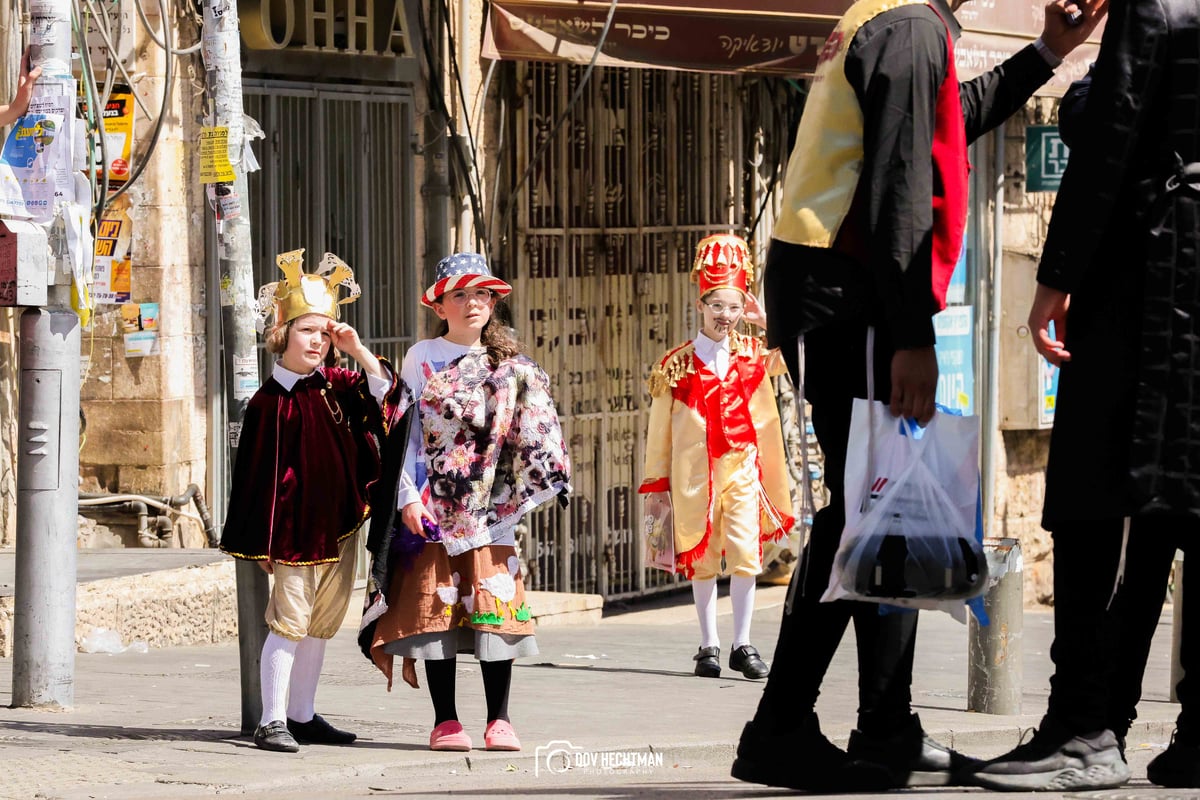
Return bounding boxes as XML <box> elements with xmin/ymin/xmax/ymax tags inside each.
<box><xmin>254</xmin><ymin>248</ymin><xmax>361</xmax><ymax>330</ymax></box>
<box><xmin>692</xmin><ymin>234</ymin><xmax>753</xmax><ymax>297</ymax></box>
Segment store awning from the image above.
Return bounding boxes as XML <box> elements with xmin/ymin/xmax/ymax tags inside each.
<box><xmin>482</xmin><ymin>0</ymin><xmax>844</xmax><ymax>75</ymax></box>
<box><xmin>483</xmin><ymin>0</ymin><xmax>1099</xmax><ymax>90</ymax></box>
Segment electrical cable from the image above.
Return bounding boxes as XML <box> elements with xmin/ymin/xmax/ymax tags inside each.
<box><xmin>440</xmin><ymin>0</ymin><xmax>485</xmax><ymax>210</ymax></box>
<box><xmin>72</xmin><ymin>0</ymin><xmax>108</xmax><ymax>229</ymax></box>
<box><xmin>416</xmin><ymin>0</ymin><xmax>489</xmax><ymax>255</ymax></box>
<box><xmin>497</xmin><ymin>0</ymin><xmax>619</xmax><ymax>243</ymax></box>
<box><xmin>79</xmin><ymin>0</ymin><xmax>154</xmax><ymax>120</ymax></box>
<box><xmin>105</xmin><ymin>0</ymin><xmax>175</xmax><ymax>207</ymax></box>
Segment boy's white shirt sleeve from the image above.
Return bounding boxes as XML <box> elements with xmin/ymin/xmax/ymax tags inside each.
<box><xmin>395</xmin><ymin>344</ymin><xmax>425</xmax><ymax>510</ymax></box>
<box><xmin>365</xmin><ymin>363</ymin><xmax>393</xmax><ymax>408</ymax></box>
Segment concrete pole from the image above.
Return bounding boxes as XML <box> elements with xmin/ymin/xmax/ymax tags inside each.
<box><xmin>968</xmin><ymin>538</ymin><xmax>1023</xmax><ymax>714</ymax></box>
<box><xmin>201</xmin><ymin>0</ymin><xmax>268</xmax><ymax>735</ymax></box>
<box><xmin>12</xmin><ymin>308</ymin><xmax>80</xmax><ymax>707</ymax></box>
<box><xmin>11</xmin><ymin>0</ymin><xmax>80</xmax><ymax>710</ymax></box>
<box><xmin>1171</xmin><ymin>551</ymin><xmax>1184</xmax><ymax>703</ymax></box>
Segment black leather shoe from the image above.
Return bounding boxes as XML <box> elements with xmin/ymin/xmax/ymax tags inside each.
<box><xmin>1147</xmin><ymin>730</ymin><xmax>1200</xmax><ymax>787</ymax></box>
<box><xmin>287</xmin><ymin>713</ymin><xmax>357</xmax><ymax>745</ymax></box>
<box><xmin>693</xmin><ymin>646</ymin><xmax>721</xmax><ymax>678</ymax></box>
<box><xmin>253</xmin><ymin>720</ymin><xmax>300</xmax><ymax>753</ymax></box>
<box><xmin>731</xmin><ymin>714</ymin><xmax>892</xmax><ymax>792</ymax></box>
<box><xmin>729</xmin><ymin>644</ymin><xmax>770</xmax><ymax>679</ymax></box>
<box><xmin>848</xmin><ymin>713</ymin><xmax>982</xmax><ymax>787</ymax></box>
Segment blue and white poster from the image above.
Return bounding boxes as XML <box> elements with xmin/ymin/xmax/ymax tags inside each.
<box><xmin>933</xmin><ymin>305</ymin><xmax>974</xmax><ymax>414</ymax></box>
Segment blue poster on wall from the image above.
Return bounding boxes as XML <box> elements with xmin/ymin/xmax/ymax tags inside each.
<box><xmin>933</xmin><ymin>305</ymin><xmax>974</xmax><ymax>414</ymax></box>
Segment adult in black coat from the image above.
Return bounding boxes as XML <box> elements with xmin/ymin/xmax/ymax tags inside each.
<box><xmin>972</xmin><ymin>0</ymin><xmax>1200</xmax><ymax>790</ymax></box>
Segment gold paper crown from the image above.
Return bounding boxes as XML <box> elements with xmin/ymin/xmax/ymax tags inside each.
<box><xmin>255</xmin><ymin>249</ymin><xmax>361</xmax><ymax>329</ymax></box>
<box><xmin>692</xmin><ymin>234</ymin><xmax>753</xmax><ymax>296</ymax></box>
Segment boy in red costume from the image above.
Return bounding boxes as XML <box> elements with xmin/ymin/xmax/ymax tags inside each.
<box><xmin>640</xmin><ymin>234</ymin><xmax>793</xmax><ymax>680</ymax></box>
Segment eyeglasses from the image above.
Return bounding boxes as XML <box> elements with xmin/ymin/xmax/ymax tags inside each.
<box><xmin>702</xmin><ymin>301</ymin><xmax>744</xmax><ymax>316</ymax></box>
<box><xmin>442</xmin><ymin>288</ymin><xmax>495</xmax><ymax>305</ymax></box>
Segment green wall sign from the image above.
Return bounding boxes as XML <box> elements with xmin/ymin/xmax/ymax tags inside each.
<box><xmin>1026</xmin><ymin>125</ymin><xmax>1070</xmax><ymax>192</ymax></box>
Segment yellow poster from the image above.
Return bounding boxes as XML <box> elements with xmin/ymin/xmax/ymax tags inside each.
<box><xmin>199</xmin><ymin>126</ymin><xmax>236</xmax><ymax>183</ymax></box>
<box><xmin>101</xmin><ymin>88</ymin><xmax>134</xmax><ymax>186</ymax></box>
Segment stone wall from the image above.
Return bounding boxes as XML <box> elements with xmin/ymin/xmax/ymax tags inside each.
<box><xmin>78</xmin><ymin>14</ymin><xmax>208</xmax><ymax>502</ymax></box>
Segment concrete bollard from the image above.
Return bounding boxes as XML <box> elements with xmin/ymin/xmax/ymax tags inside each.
<box><xmin>1171</xmin><ymin>550</ymin><xmax>1184</xmax><ymax>703</ymax></box>
<box><xmin>968</xmin><ymin>537</ymin><xmax>1023</xmax><ymax>715</ymax></box>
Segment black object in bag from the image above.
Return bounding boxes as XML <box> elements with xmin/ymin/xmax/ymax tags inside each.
<box><xmin>839</xmin><ymin>515</ymin><xmax>986</xmax><ymax>601</ymax></box>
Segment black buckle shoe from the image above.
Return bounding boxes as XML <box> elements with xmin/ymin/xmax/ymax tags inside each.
<box><xmin>287</xmin><ymin>713</ymin><xmax>357</xmax><ymax>745</ymax></box>
<box><xmin>1147</xmin><ymin>730</ymin><xmax>1200</xmax><ymax>788</ymax></box>
<box><xmin>969</xmin><ymin>722</ymin><xmax>1130</xmax><ymax>791</ymax></box>
<box><xmin>731</xmin><ymin>715</ymin><xmax>892</xmax><ymax>792</ymax></box>
<box><xmin>729</xmin><ymin>644</ymin><xmax>769</xmax><ymax>679</ymax></box>
<box><xmin>253</xmin><ymin>720</ymin><xmax>300</xmax><ymax>753</ymax></box>
<box><xmin>693</xmin><ymin>646</ymin><xmax>721</xmax><ymax>678</ymax></box>
<box><xmin>847</xmin><ymin>713</ymin><xmax>980</xmax><ymax>787</ymax></box>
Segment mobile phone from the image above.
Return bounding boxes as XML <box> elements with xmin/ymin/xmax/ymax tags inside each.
<box><xmin>1066</xmin><ymin>6</ymin><xmax>1084</xmax><ymax>25</ymax></box>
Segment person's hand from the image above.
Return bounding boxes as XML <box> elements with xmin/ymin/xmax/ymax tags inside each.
<box><xmin>401</xmin><ymin>501</ymin><xmax>437</xmax><ymax>538</ymax></box>
<box><xmin>327</xmin><ymin>320</ymin><xmax>365</xmax><ymax>355</ymax></box>
<box><xmin>0</xmin><ymin>49</ymin><xmax>41</xmax><ymax>127</ymax></box>
<box><xmin>1029</xmin><ymin>283</ymin><xmax>1072</xmax><ymax>365</ymax></box>
<box><xmin>890</xmin><ymin>346</ymin><xmax>938</xmax><ymax>426</ymax></box>
<box><xmin>257</xmin><ymin>559</ymin><xmax>273</xmax><ymax>574</ymax></box>
<box><xmin>742</xmin><ymin>293</ymin><xmax>767</xmax><ymax>331</ymax></box>
<box><xmin>1041</xmin><ymin>0</ymin><xmax>1108</xmax><ymax>59</ymax></box>
<box><xmin>401</xmin><ymin>657</ymin><xmax>419</xmax><ymax>688</ymax></box>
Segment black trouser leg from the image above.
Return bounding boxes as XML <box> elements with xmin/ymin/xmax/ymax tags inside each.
<box><xmin>1107</xmin><ymin>521</ymin><xmax>1181</xmax><ymax>739</ymax></box>
<box><xmin>425</xmin><ymin>657</ymin><xmax>458</xmax><ymax>726</ymax></box>
<box><xmin>1045</xmin><ymin>521</ymin><xmax>1126</xmax><ymax>734</ymax></box>
<box><xmin>480</xmin><ymin>659</ymin><xmax>513</xmax><ymax>723</ymax></box>
<box><xmin>755</xmin><ymin>322</ymin><xmax>916</xmax><ymax>735</ymax></box>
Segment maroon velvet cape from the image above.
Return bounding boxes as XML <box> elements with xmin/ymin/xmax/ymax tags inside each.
<box><xmin>220</xmin><ymin>361</ymin><xmax>404</xmax><ymax>565</ymax></box>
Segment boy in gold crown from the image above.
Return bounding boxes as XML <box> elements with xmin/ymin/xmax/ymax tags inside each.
<box><xmin>640</xmin><ymin>234</ymin><xmax>794</xmax><ymax>680</ymax></box>
<box><xmin>221</xmin><ymin>249</ymin><xmax>406</xmax><ymax>753</ymax></box>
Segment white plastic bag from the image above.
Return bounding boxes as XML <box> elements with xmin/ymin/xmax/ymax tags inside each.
<box><xmin>824</xmin><ymin>346</ymin><xmax>986</xmax><ymax>615</ymax></box>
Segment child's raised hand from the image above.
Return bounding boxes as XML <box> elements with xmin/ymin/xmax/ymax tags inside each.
<box><xmin>743</xmin><ymin>293</ymin><xmax>767</xmax><ymax>330</ymax></box>
<box><xmin>326</xmin><ymin>320</ymin><xmax>363</xmax><ymax>354</ymax></box>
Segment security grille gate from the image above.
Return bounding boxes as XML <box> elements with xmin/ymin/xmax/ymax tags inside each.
<box><xmin>504</xmin><ymin>63</ymin><xmax>790</xmax><ymax>600</ymax></box>
<box><xmin>209</xmin><ymin>83</ymin><xmax>418</xmax><ymax>538</ymax></box>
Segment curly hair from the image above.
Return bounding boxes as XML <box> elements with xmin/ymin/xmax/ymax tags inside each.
<box><xmin>264</xmin><ymin>317</ymin><xmax>338</xmax><ymax>367</ymax></box>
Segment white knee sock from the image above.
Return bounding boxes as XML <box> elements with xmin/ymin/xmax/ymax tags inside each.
<box><xmin>287</xmin><ymin>636</ymin><xmax>328</xmax><ymax>723</ymax></box>
<box><xmin>260</xmin><ymin>632</ymin><xmax>299</xmax><ymax>726</ymax></box>
<box><xmin>731</xmin><ymin>574</ymin><xmax>756</xmax><ymax>649</ymax></box>
<box><xmin>692</xmin><ymin>578</ymin><xmax>720</xmax><ymax>649</ymax></box>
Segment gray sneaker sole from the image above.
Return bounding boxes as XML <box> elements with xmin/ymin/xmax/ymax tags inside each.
<box><xmin>972</xmin><ymin>760</ymin><xmax>1131</xmax><ymax>792</ymax></box>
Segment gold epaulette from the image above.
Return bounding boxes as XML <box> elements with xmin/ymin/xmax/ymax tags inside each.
<box><xmin>647</xmin><ymin>342</ymin><xmax>696</xmax><ymax>397</ymax></box>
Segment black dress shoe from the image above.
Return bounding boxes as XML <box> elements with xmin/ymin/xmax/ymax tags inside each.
<box><xmin>731</xmin><ymin>714</ymin><xmax>892</xmax><ymax>792</ymax></box>
<box><xmin>729</xmin><ymin>644</ymin><xmax>770</xmax><ymax>679</ymax></box>
<box><xmin>253</xmin><ymin>720</ymin><xmax>300</xmax><ymax>753</ymax></box>
<box><xmin>847</xmin><ymin>713</ymin><xmax>981</xmax><ymax>787</ymax></box>
<box><xmin>693</xmin><ymin>646</ymin><xmax>721</xmax><ymax>678</ymax></box>
<box><xmin>287</xmin><ymin>713</ymin><xmax>357</xmax><ymax>745</ymax></box>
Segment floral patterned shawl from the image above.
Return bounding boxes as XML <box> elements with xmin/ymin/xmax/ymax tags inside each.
<box><xmin>420</xmin><ymin>350</ymin><xmax>572</xmax><ymax>556</ymax></box>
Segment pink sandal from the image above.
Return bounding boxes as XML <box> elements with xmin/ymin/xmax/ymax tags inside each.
<box><xmin>429</xmin><ymin>720</ymin><xmax>472</xmax><ymax>751</ymax></box>
<box><xmin>484</xmin><ymin>719</ymin><xmax>521</xmax><ymax>751</ymax></box>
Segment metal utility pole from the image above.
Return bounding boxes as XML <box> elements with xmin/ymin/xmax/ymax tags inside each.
<box><xmin>201</xmin><ymin>0</ymin><xmax>267</xmax><ymax>734</ymax></box>
<box><xmin>967</xmin><ymin>538</ymin><xmax>1024</xmax><ymax>714</ymax></box>
<box><xmin>12</xmin><ymin>0</ymin><xmax>81</xmax><ymax>708</ymax></box>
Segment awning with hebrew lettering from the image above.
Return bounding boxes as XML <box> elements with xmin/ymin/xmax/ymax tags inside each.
<box><xmin>482</xmin><ymin>0</ymin><xmax>842</xmax><ymax>76</ymax></box>
<box><xmin>482</xmin><ymin>0</ymin><xmax>1099</xmax><ymax>91</ymax></box>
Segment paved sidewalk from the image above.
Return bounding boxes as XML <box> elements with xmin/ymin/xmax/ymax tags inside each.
<box><xmin>0</xmin><ymin>585</ymin><xmax>1185</xmax><ymax>800</ymax></box>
